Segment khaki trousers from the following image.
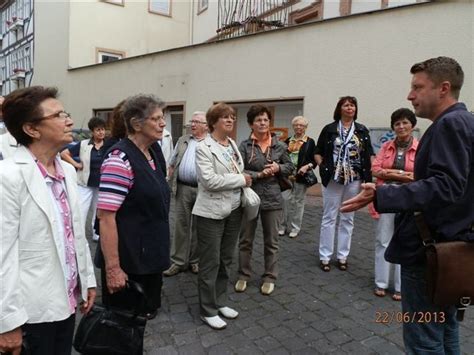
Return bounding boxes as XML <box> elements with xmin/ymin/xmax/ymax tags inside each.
<box><xmin>196</xmin><ymin>208</ymin><xmax>242</xmax><ymax>317</ymax></box>
<box><xmin>171</xmin><ymin>183</ymin><xmax>199</xmax><ymax>267</ymax></box>
<box><xmin>238</xmin><ymin>209</ymin><xmax>280</xmax><ymax>283</ymax></box>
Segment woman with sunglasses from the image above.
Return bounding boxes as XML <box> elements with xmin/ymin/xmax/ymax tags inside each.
<box><xmin>235</xmin><ymin>104</ymin><xmax>293</xmax><ymax>296</ymax></box>
<box><xmin>315</xmin><ymin>96</ymin><xmax>374</xmax><ymax>272</ymax></box>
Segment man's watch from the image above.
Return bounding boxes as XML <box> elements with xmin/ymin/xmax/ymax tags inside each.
<box><xmin>399</xmin><ymin>170</ymin><xmax>404</xmax><ymax>175</ymax></box>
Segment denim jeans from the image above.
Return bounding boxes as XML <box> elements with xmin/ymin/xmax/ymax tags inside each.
<box><xmin>401</xmin><ymin>264</ymin><xmax>460</xmax><ymax>355</ymax></box>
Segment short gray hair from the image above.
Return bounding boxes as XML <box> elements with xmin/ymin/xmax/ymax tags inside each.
<box><xmin>122</xmin><ymin>94</ymin><xmax>166</xmax><ymax>133</ymax></box>
<box><xmin>291</xmin><ymin>115</ymin><xmax>309</xmax><ymax>127</ymax></box>
<box><xmin>192</xmin><ymin>111</ymin><xmax>206</xmax><ymax>117</ymax></box>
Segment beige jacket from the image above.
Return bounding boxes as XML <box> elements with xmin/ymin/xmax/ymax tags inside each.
<box><xmin>192</xmin><ymin>136</ymin><xmax>246</xmax><ymax>220</ymax></box>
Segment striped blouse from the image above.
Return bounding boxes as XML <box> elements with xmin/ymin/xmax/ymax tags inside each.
<box><xmin>97</xmin><ymin>149</ymin><xmax>156</xmax><ymax>211</ymax></box>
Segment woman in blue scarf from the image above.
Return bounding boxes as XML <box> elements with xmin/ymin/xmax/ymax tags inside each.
<box><xmin>315</xmin><ymin>96</ymin><xmax>374</xmax><ymax>272</ymax></box>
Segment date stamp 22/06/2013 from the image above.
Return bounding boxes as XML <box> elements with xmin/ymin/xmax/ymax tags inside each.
<box><xmin>375</xmin><ymin>311</ymin><xmax>446</xmax><ymax>324</ymax></box>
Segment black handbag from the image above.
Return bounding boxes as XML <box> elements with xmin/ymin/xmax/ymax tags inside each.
<box><xmin>73</xmin><ymin>281</ymin><xmax>147</xmax><ymax>355</ymax></box>
<box><xmin>300</xmin><ymin>139</ymin><xmax>318</xmax><ymax>187</ymax></box>
<box><xmin>302</xmin><ymin>169</ymin><xmax>318</xmax><ymax>187</ymax></box>
<box><xmin>277</xmin><ymin>175</ymin><xmax>293</xmax><ymax>191</ymax></box>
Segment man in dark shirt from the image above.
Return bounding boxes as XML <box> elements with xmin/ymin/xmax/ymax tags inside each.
<box><xmin>341</xmin><ymin>56</ymin><xmax>474</xmax><ymax>353</ymax></box>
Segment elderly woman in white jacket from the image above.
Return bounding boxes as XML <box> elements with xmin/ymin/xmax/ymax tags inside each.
<box><xmin>192</xmin><ymin>102</ymin><xmax>252</xmax><ymax>330</ymax></box>
<box><xmin>0</xmin><ymin>87</ymin><xmax>96</xmax><ymax>355</ymax></box>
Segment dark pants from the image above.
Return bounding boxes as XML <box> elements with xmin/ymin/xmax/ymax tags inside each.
<box><xmin>196</xmin><ymin>208</ymin><xmax>242</xmax><ymax>317</ymax></box>
<box><xmin>101</xmin><ymin>271</ymin><xmax>163</xmax><ymax>314</ymax></box>
<box><xmin>22</xmin><ymin>314</ymin><xmax>75</xmax><ymax>355</ymax></box>
<box><xmin>401</xmin><ymin>264</ymin><xmax>459</xmax><ymax>354</ymax></box>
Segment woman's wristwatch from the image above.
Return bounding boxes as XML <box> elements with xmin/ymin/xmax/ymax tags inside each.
<box><xmin>399</xmin><ymin>170</ymin><xmax>405</xmax><ymax>175</ymax></box>
<box><xmin>308</xmin><ymin>163</ymin><xmax>314</xmax><ymax>169</ymax></box>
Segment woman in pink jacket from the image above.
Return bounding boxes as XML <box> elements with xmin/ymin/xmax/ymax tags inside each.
<box><xmin>371</xmin><ymin>108</ymin><xmax>418</xmax><ymax>301</ymax></box>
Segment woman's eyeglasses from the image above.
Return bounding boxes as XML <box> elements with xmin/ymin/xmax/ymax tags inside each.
<box><xmin>37</xmin><ymin>110</ymin><xmax>71</xmax><ymax>122</ymax></box>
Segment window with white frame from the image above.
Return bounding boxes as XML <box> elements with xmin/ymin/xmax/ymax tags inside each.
<box><xmin>149</xmin><ymin>0</ymin><xmax>171</xmax><ymax>16</ymax></box>
<box><xmin>197</xmin><ymin>0</ymin><xmax>208</xmax><ymax>14</ymax></box>
<box><xmin>96</xmin><ymin>49</ymin><xmax>124</xmax><ymax>64</ymax></box>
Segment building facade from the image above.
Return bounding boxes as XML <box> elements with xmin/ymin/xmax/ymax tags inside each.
<box><xmin>30</xmin><ymin>0</ymin><xmax>472</xmax><ymax>145</ymax></box>
<box><xmin>0</xmin><ymin>0</ymin><xmax>471</xmax><ymax>145</ymax></box>
<box><xmin>0</xmin><ymin>0</ymin><xmax>33</xmax><ymax>95</ymax></box>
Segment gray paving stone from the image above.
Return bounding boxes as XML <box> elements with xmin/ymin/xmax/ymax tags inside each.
<box><xmin>341</xmin><ymin>340</ymin><xmax>376</xmax><ymax>354</ymax></box>
<box><xmin>199</xmin><ymin>331</ymin><xmax>222</xmax><ymax>348</ymax></box>
<box><xmin>254</xmin><ymin>336</ymin><xmax>281</xmax><ymax>352</ymax></box>
<box><xmin>148</xmin><ymin>345</ymin><xmax>178</xmax><ymax>355</ymax></box>
<box><xmin>281</xmin><ymin>335</ymin><xmax>309</xmax><ymax>351</ymax></box>
<box><xmin>172</xmin><ymin>331</ymin><xmax>199</xmax><ymax>346</ymax></box>
<box><xmin>325</xmin><ymin>329</ymin><xmax>352</xmax><ymax>345</ymax></box>
<box><xmin>268</xmin><ymin>348</ymin><xmax>291</xmax><ymax>355</ymax></box>
<box><xmin>207</xmin><ymin>344</ymin><xmax>234</xmax><ymax>355</ymax></box>
<box><xmin>307</xmin><ymin>337</ymin><xmax>340</xmax><ymax>353</ymax></box>
<box><xmin>257</xmin><ymin>315</ymin><xmax>284</xmax><ymax>330</ymax></box>
<box><xmin>243</xmin><ymin>325</ymin><xmax>268</xmax><ymax>340</ymax></box>
<box><xmin>271</xmin><ymin>325</ymin><xmax>296</xmax><ymax>340</ymax></box>
<box><xmin>177</xmin><ymin>342</ymin><xmax>207</xmax><ymax>355</ymax></box>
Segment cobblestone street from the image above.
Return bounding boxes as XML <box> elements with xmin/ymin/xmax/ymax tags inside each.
<box><xmin>80</xmin><ymin>194</ymin><xmax>474</xmax><ymax>354</ymax></box>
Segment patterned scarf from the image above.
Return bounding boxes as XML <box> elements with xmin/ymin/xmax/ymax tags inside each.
<box><xmin>333</xmin><ymin>120</ymin><xmax>355</xmax><ymax>185</ymax></box>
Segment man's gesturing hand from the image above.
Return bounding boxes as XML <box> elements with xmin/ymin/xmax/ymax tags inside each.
<box><xmin>340</xmin><ymin>183</ymin><xmax>376</xmax><ymax>213</ymax></box>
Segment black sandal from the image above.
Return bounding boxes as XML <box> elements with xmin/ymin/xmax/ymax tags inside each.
<box><xmin>337</xmin><ymin>260</ymin><xmax>348</xmax><ymax>271</ymax></box>
<box><xmin>320</xmin><ymin>261</ymin><xmax>330</xmax><ymax>272</ymax></box>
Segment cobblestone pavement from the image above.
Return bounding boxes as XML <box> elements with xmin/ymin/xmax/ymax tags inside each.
<box><xmin>79</xmin><ymin>194</ymin><xmax>474</xmax><ymax>354</ymax></box>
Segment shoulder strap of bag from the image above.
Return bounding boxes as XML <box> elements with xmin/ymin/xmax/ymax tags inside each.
<box><xmin>414</xmin><ymin>212</ymin><xmax>435</xmax><ymax>246</ymax></box>
<box><xmin>224</xmin><ymin>146</ymin><xmax>243</xmax><ymax>175</ymax></box>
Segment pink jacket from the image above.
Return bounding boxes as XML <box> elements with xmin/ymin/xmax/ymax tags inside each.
<box><xmin>369</xmin><ymin>138</ymin><xmax>419</xmax><ymax>218</ymax></box>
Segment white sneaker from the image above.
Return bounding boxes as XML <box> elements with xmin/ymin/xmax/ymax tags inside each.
<box><xmin>278</xmin><ymin>230</ymin><xmax>285</xmax><ymax>236</ymax></box>
<box><xmin>200</xmin><ymin>315</ymin><xmax>227</xmax><ymax>330</ymax></box>
<box><xmin>288</xmin><ymin>231</ymin><xmax>298</xmax><ymax>238</ymax></box>
<box><xmin>218</xmin><ymin>306</ymin><xmax>239</xmax><ymax>319</ymax></box>
<box><xmin>92</xmin><ymin>234</ymin><xmax>100</xmax><ymax>242</ymax></box>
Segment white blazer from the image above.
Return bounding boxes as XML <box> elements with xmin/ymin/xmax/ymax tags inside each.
<box><xmin>0</xmin><ymin>146</ymin><xmax>96</xmax><ymax>333</ymax></box>
<box><xmin>192</xmin><ymin>136</ymin><xmax>246</xmax><ymax>220</ymax></box>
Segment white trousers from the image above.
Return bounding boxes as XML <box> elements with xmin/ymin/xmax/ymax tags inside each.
<box><xmin>319</xmin><ymin>180</ymin><xmax>361</xmax><ymax>261</ymax></box>
<box><xmin>374</xmin><ymin>213</ymin><xmax>401</xmax><ymax>292</ymax></box>
<box><xmin>78</xmin><ymin>185</ymin><xmax>99</xmax><ymax>237</ymax></box>
<box><xmin>280</xmin><ymin>182</ymin><xmax>307</xmax><ymax>234</ymax></box>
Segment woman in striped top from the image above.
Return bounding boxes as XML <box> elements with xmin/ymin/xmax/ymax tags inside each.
<box><xmin>96</xmin><ymin>94</ymin><xmax>170</xmax><ymax>334</ymax></box>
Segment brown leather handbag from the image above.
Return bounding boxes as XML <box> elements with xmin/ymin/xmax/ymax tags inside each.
<box><xmin>415</xmin><ymin>213</ymin><xmax>474</xmax><ymax>321</ymax></box>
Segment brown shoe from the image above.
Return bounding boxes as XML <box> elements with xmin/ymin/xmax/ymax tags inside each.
<box><xmin>320</xmin><ymin>261</ymin><xmax>330</xmax><ymax>272</ymax></box>
<box><xmin>163</xmin><ymin>264</ymin><xmax>183</xmax><ymax>277</ymax></box>
<box><xmin>392</xmin><ymin>292</ymin><xmax>402</xmax><ymax>301</ymax></box>
<box><xmin>190</xmin><ymin>263</ymin><xmax>199</xmax><ymax>274</ymax></box>
<box><xmin>374</xmin><ymin>288</ymin><xmax>386</xmax><ymax>297</ymax></box>
<box><xmin>337</xmin><ymin>260</ymin><xmax>348</xmax><ymax>271</ymax></box>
